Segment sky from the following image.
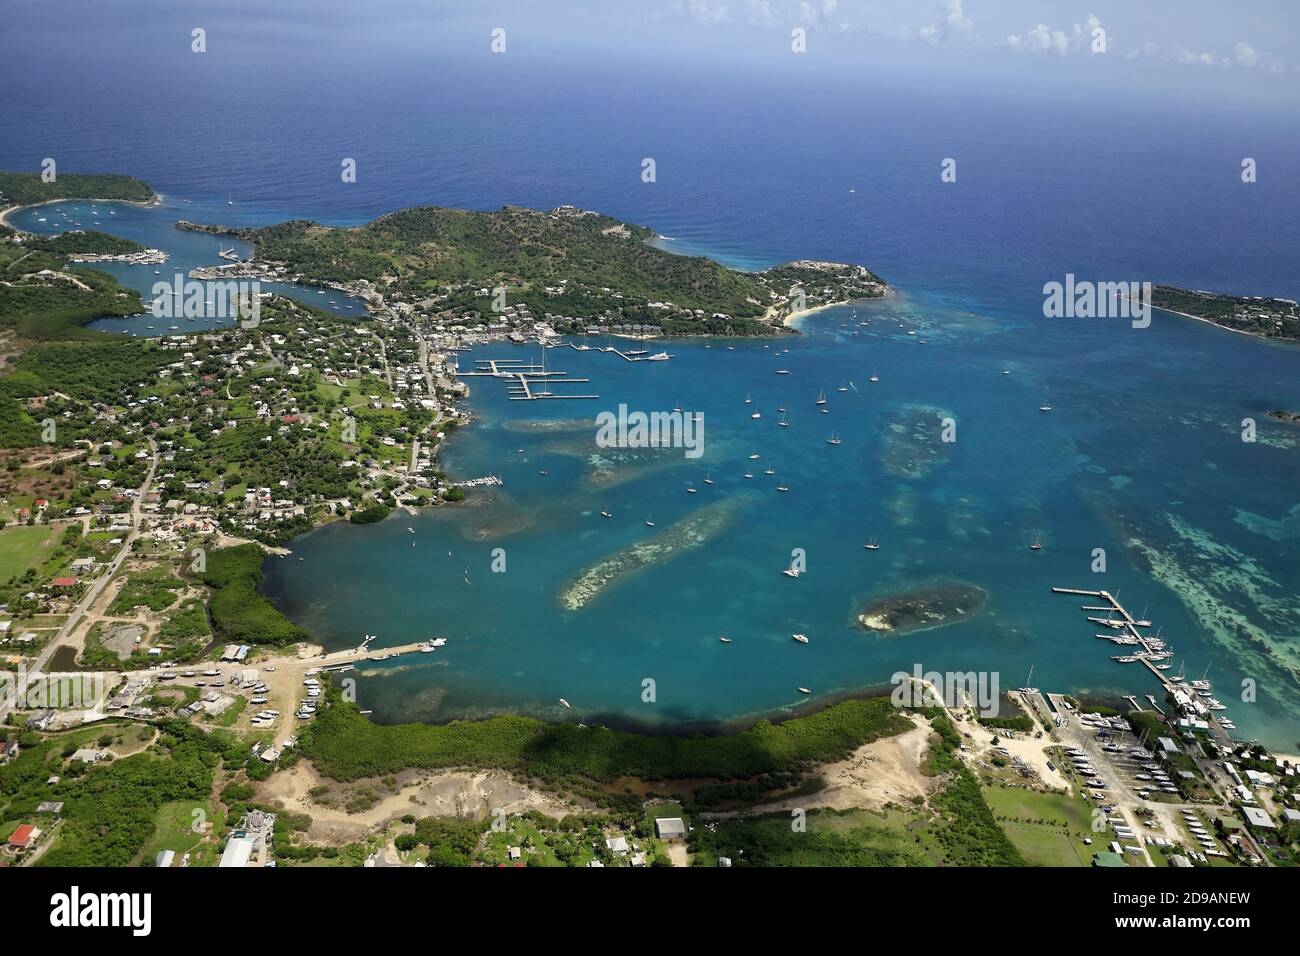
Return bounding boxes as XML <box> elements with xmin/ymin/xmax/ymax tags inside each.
<box><xmin>0</xmin><ymin>1</ymin><xmax>1296</xmax><ymax>114</ymax></box>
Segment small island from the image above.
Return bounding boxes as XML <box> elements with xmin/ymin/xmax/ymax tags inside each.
<box><xmin>857</xmin><ymin>580</ymin><xmax>988</xmax><ymax>635</ymax></box>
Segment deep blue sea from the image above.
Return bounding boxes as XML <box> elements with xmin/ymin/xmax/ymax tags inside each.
<box><xmin>3</xmin><ymin>50</ymin><xmax>1298</xmax><ymax>747</ymax></box>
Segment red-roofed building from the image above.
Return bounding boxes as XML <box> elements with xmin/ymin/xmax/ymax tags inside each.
<box><xmin>8</xmin><ymin>824</ymin><xmax>37</xmax><ymax>849</ymax></box>
<box><xmin>281</xmin><ymin>414</ymin><xmax>300</xmax><ymax>425</ymax></box>
<box><xmin>34</xmin><ymin>499</ymin><xmax>48</xmax><ymax>509</ymax></box>
<box><xmin>51</xmin><ymin>577</ymin><xmax>78</xmax><ymax>589</ymax></box>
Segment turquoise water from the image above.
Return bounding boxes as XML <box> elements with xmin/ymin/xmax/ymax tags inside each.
<box><xmin>7</xmin><ymin>198</ymin><xmax>366</xmax><ymax>332</ymax></box>
<box><xmin>260</xmin><ymin>290</ymin><xmax>1300</xmax><ymax>749</ymax></box>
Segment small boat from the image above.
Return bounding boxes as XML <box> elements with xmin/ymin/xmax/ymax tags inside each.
<box><xmin>836</xmin><ymin>381</ymin><xmax>849</xmax><ymax>392</ymax></box>
<box><xmin>776</xmin><ymin>483</ymin><xmax>789</xmax><ymax>492</ymax></box>
<box><xmin>778</xmin><ymin>412</ymin><xmax>789</xmax><ymax>427</ymax></box>
<box><xmin>558</xmin><ymin>698</ymin><xmax>571</xmax><ymax>708</ymax></box>
<box><xmin>743</xmin><ymin>471</ymin><xmax>754</xmax><ymax>479</ymax></box>
<box><xmin>600</xmin><ymin>510</ymin><xmax>612</xmax><ymax>518</ymax></box>
<box><xmin>798</xmin><ymin>687</ymin><xmax>812</xmax><ymax>695</ymax></box>
<box><xmin>764</xmin><ymin>467</ymin><xmax>775</xmax><ymax>475</ymax></box>
<box><xmin>719</xmin><ymin>636</ymin><xmax>733</xmax><ymax>644</ymax></box>
<box><xmin>815</xmin><ymin>389</ymin><xmax>827</xmax><ymax>405</ymax></box>
<box><xmin>1039</xmin><ymin>403</ymin><xmax>1053</xmax><ymax>412</ymax></box>
<box><xmin>686</xmin><ymin>487</ymin><xmax>697</xmax><ymax>494</ymax></box>
<box><xmin>703</xmin><ymin>472</ymin><xmax>714</xmax><ymax>485</ymax></box>
<box><xmin>744</xmin><ymin>393</ymin><xmax>751</xmax><ymax>404</ymax></box>
<box><xmin>776</xmin><ymin>369</ymin><xmax>790</xmax><ymax>375</ymax></box>
<box><xmin>751</xmin><ymin>412</ymin><xmax>761</xmax><ymax>419</ymax></box>
<box><xmin>869</xmin><ymin>373</ymin><xmax>879</xmax><ymax>383</ymax></box>
<box><xmin>1029</xmin><ymin>535</ymin><xmax>1043</xmax><ymax>551</ymax></box>
<box><xmin>749</xmin><ymin>453</ymin><xmax>760</xmax><ymax>460</ymax></box>
<box><xmin>864</xmin><ymin>534</ymin><xmax>880</xmax><ymax>551</ymax></box>
<box><xmin>782</xmin><ymin>567</ymin><xmax>800</xmax><ymax>578</ymax></box>
<box><xmin>826</xmin><ymin>431</ymin><xmax>841</xmax><ymax>446</ymax></box>
<box><xmin>644</xmin><ymin>517</ymin><xmax>656</xmax><ymax>528</ymax></box>
<box><xmin>792</xmin><ymin>634</ymin><xmax>809</xmax><ymax>644</ymax></box>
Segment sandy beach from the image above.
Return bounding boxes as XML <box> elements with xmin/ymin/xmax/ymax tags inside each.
<box><xmin>0</xmin><ymin>193</ymin><xmax>162</xmax><ymax>233</ymax></box>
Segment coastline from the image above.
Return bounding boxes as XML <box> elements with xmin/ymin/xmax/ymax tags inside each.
<box><xmin>0</xmin><ymin>193</ymin><xmax>163</xmax><ymax>233</ymax></box>
<box><xmin>779</xmin><ymin>289</ymin><xmax>892</xmax><ymax>330</ymax></box>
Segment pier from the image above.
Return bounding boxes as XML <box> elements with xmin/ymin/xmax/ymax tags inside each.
<box><xmin>459</xmin><ymin>358</ymin><xmax>599</xmax><ymax>400</ymax></box>
<box><xmin>1053</xmin><ymin>586</ymin><xmax>1235</xmax><ymax>742</ymax></box>
<box><xmin>555</xmin><ymin>341</ymin><xmax>671</xmax><ymax>362</ymax></box>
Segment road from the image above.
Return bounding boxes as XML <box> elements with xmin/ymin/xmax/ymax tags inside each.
<box><xmin>0</xmin><ymin>440</ymin><xmax>158</xmax><ymax>722</ymax></box>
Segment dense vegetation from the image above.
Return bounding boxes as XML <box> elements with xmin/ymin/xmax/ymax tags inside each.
<box><xmin>0</xmin><ymin>172</ymin><xmax>154</xmax><ymax>207</ymax></box>
<box><xmin>200</xmin><ymin>545</ymin><xmax>309</xmax><ymax>646</ymax></box>
<box><xmin>244</xmin><ymin>205</ymin><xmax>773</xmax><ymax>316</ymax></box>
<box><xmin>300</xmin><ymin>690</ymin><xmax>913</xmax><ymax>786</ymax></box>
<box><xmin>924</xmin><ymin>712</ymin><xmax>1025</xmax><ymax>866</ymax></box>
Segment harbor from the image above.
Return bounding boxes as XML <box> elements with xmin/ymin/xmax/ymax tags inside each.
<box><xmin>1052</xmin><ymin>587</ymin><xmax>1237</xmax><ymax>745</ymax></box>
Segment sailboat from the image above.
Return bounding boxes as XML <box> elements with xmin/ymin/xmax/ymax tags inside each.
<box><xmin>1029</xmin><ymin>535</ymin><xmax>1043</xmax><ymax>551</ymax></box>
<box><xmin>778</xmin><ymin>412</ymin><xmax>789</xmax><ymax>427</ymax></box>
<box><xmin>869</xmin><ymin>372</ymin><xmax>879</xmax><ymax>383</ymax></box>
<box><xmin>718</xmin><ymin>636</ymin><xmax>733</xmax><ymax>644</ymax></box>
<box><xmin>792</xmin><ymin>633</ymin><xmax>809</xmax><ymax>644</ymax></box>
<box><xmin>782</xmin><ymin>560</ymin><xmax>801</xmax><ymax>578</ymax></box>
<box><xmin>644</xmin><ymin>516</ymin><xmax>656</xmax><ymax>528</ymax></box>
<box><xmin>864</xmin><ymin>534</ymin><xmax>880</xmax><ymax>551</ymax></box>
<box><xmin>826</xmin><ymin>431</ymin><xmax>841</xmax><ymax>446</ymax></box>
<box><xmin>1039</xmin><ymin>402</ymin><xmax>1053</xmax><ymax>412</ymax></box>
<box><xmin>744</xmin><ymin>393</ymin><xmax>751</xmax><ymax>404</ymax></box>
<box><xmin>836</xmin><ymin>380</ymin><xmax>849</xmax><ymax>392</ymax></box>
<box><xmin>815</xmin><ymin>389</ymin><xmax>827</xmax><ymax>406</ymax></box>
<box><xmin>227</xmin><ymin>193</ymin><xmax>234</xmax><ymax>206</ymax></box>
<box><xmin>764</xmin><ymin>466</ymin><xmax>775</xmax><ymax>475</ymax></box>
<box><xmin>703</xmin><ymin>471</ymin><xmax>714</xmax><ymax>485</ymax></box>
<box><xmin>600</xmin><ymin>509</ymin><xmax>612</xmax><ymax>518</ymax></box>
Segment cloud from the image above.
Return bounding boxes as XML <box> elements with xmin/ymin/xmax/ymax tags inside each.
<box><xmin>1233</xmin><ymin>41</ymin><xmax>1258</xmax><ymax>68</ymax></box>
<box><xmin>669</xmin><ymin>0</ymin><xmax>729</xmax><ymax>24</ymax></box>
<box><xmin>798</xmin><ymin>0</ymin><xmax>838</xmax><ymax>27</ymax></box>
<box><xmin>918</xmin><ymin>0</ymin><xmax>972</xmax><ymax>46</ymax></box>
<box><xmin>1125</xmin><ymin>37</ymin><xmax>1284</xmax><ymax>73</ymax></box>
<box><xmin>1005</xmin><ymin>14</ymin><xmax>1105</xmax><ymax>57</ymax></box>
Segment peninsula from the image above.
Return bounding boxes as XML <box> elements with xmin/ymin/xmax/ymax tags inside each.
<box><xmin>179</xmin><ymin>203</ymin><xmax>888</xmax><ymax>336</ymax></box>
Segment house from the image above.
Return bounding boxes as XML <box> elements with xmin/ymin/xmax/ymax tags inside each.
<box><xmin>0</xmin><ymin>739</ymin><xmax>19</xmax><ymax>763</ymax></box>
<box><xmin>155</xmin><ymin>850</ymin><xmax>175</xmax><ymax>868</ymax></box>
<box><xmin>605</xmin><ymin>836</ymin><xmax>628</xmax><ymax>855</ymax></box>
<box><xmin>26</xmin><ymin>710</ymin><xmax>56</xmax><ymax>731</ymax></box>
<box><xmin>1169</xmin><ymin>854</ymin><xmax>1194</xmax><ymax>868</ymax></box>
<box><xmin>51</xmin><ymin>577</ymin><xmax>78</xmax><ymax>589</ymax></box>
<box><xmin>1282</xmin><ymin>808</ymin><xmax>1300</xmax><ymax>825</ymax></box>
<box><xmin>1242</xmin><ymin>806</ymin><xmax>1277</xmax><ymax>831</ymax></box>
<box><xmin>219</xmin><ymin>836</ymin><xmax>255</xmax><ymax>868</ymax></box>
<box><xmin>507</xmin><ymin>846</ymin><xmax>521</xmax><ymax>861</ymax></box>
<box><xmin>654</xmin><ymin>817</ymin><xmax>687</xmax><ymax>841</ymax></box>
<box><xmin>7</xmin><ymin>824</ymin><xmax>40</xmax><ymax>850</ymax></box>
<box><xmin>71</xmin><ymin>748</ymin><xmax>109</xmax><ymax>764</ymax></box>
<box><xmin>1092</xmin><ymin>851</ymin><xmax>1128</xmax><ymax>867</ymax></box>
<box><xmin>36</xmin><ymin>801</ymin><xmax>63</xmax><ymax>814</ymax></box>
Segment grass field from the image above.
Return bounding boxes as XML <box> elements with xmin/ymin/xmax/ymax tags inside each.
<box><xmin>983</xmin><ymin>785</ymin><xmax>1100</xmax><ymax>867</ymax></box>
<box><xmin>137</xmin><ymin>800</ymin><xmax>225</xmax><ymax>867</ymax></box>
<box><xmin>0</xmin><ymin>524</ymin><xmax>63</xmax><ymax>580</ymax></box>
<box><xmin>690</xmin><ymin>807</ymin><xmax>946</xmax><ymax>867</ymax></box>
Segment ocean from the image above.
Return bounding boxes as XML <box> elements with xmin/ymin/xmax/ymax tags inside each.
<box><xmin>3</xmin><ymin>51</ymin><xmax>1298</xmax><ymax>747</ymax></box>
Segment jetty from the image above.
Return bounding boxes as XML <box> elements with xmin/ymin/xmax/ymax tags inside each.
<box><xmin>1052</xmin><ymin>586</ymin><xmax>1234</xmax><ymax>745</ymax></box>
<box><xmin>459</xmin><ymin>358</ymin><xmax>599</xmax><ymax>400</ymax></box>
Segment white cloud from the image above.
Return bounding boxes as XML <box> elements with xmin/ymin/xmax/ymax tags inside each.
<box><xmin>670</xmin><ymin>0</ymin><xmax>729</xmax><ymax>24</ymax></box>
<box><xmin>798</xmin><ymin>0</ymin><xmax>838</xmax><ymax>27</ymax></box>
<box><xmin>918</xmin><ymin>0</ymin><xmax>972</xmax><ymax>45</ymax></box>
<box><xmin>1233</xmin><ymin>41</ymin><xmax>1258</xmax><ymax>67</ymax></box>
